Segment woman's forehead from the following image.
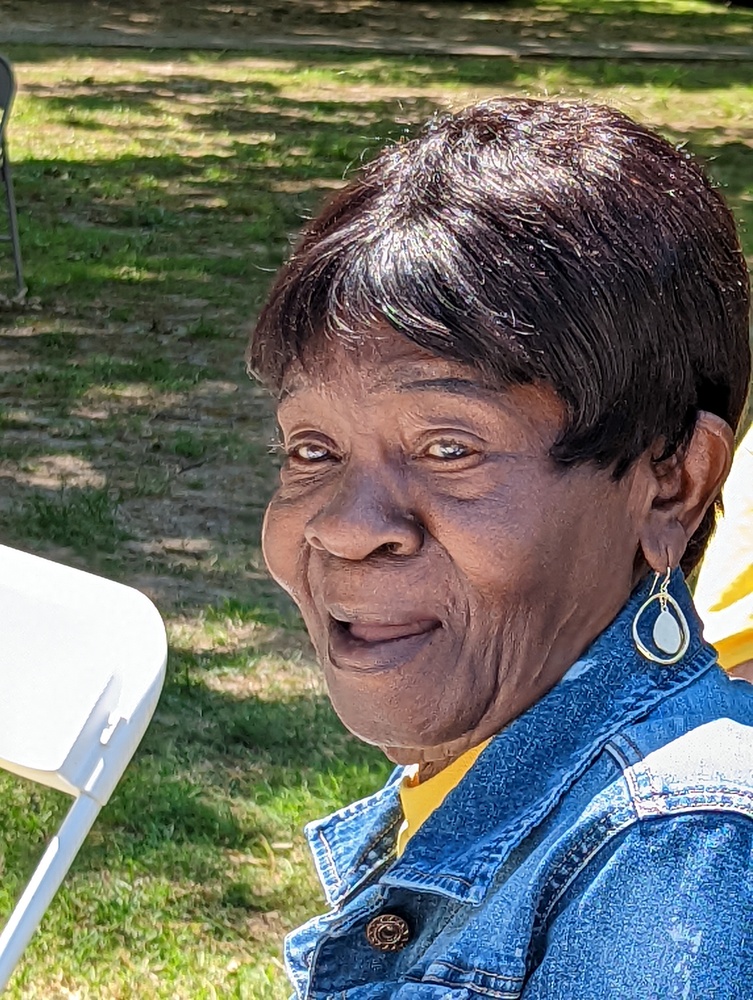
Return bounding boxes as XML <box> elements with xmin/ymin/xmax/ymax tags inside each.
<box><xmin>278</xmin><ymin>338</ymin><xmax>565</xmax><ymax>441</ymax></box>
<box><xmin>279</xmin><ymin>325</ymin><xmax>438</xmax><ymax>390</ymax></box>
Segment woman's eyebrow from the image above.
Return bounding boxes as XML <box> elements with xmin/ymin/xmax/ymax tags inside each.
<box><xmin>278</xmin><ymin>374</ymin><xmax>494</xmax><ymax>401</ymax></box>
<box><xmin>397</xmin><ymin>377</ymin><xmax>492</xmax><ymax>398</ymax></box>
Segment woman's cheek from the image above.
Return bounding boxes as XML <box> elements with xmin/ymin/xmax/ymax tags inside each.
<box><xmin>261</xmin><ymin>498</ymin><xmax>306</xmax><ymax>601</ymax></box>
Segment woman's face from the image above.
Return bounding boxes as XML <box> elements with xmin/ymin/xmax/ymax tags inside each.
<box><xmin>263</xmin><ymin>326</ymin><xmax>645</xmax><ymax>766</ymax></box>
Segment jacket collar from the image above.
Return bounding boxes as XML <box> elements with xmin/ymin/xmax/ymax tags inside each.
<box><xmin>305</xmin><ymin>572</ymin><xmax>717</xmax><ymax>906</ymax></box>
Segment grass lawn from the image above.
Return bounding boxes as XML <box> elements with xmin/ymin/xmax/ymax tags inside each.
<box><xmin>1</xmin><ymin>16</ymin><xmax>753</xmax><ymax>1000</ymax></box>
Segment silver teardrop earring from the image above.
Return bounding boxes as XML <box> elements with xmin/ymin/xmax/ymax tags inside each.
<box><xmin>632</xmin><ymin>568</ymin><xmax>690</xmax><ymax>666</ymax></box>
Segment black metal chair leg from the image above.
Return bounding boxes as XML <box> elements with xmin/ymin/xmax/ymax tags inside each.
<box><xmin>2</xmin><ymin>146</ymin><xmax>24</xmax><ymax>296</ymax></box>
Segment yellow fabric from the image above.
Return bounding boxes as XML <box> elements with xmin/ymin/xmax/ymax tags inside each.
<box><xmin>396</xmin><ymin>739</ymin><xmax>491</xmax><ymax>857</ymax></box>
<box><xmin>695</xmin><ymin>424</ymin><xmax>753</xmax><ymax>671</ymax></box>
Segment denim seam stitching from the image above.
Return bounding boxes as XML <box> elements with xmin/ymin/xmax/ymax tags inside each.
<box><xmin>603</xmin><ymin>740</ymin><xmax>631</xmax><ymax>771</ymax></box>
<box><xmin>633</xmin><ymin>789</ymin><xmax>753</xmax><ymax>820</ymax></box>
<box><xmin>617</xmin><ymin>731</ymin><xmax>644</xmax><ymax>762</ymax></box>
<box><xmin>540</xmin><ymin>793</ymin><xmax>753</xmax><ymax>931</ymax></box>
<box><xmin>640</xmin><ymin>785</ymin><xmax>753</xmax><ymax>800</ymax></box>
<box><xmin>414</xmin><ymin>971</ymin><xmax>522</xmax><ymax>998</ymax></box>
<box><xmin>393</xmin><ymin>865</ymin><xmax>475</xmax><ymax>890</ymax></box>
<box><xmin>539</xmin><ymin>811</ymin><xmax>636</xmax><ymax>926</ymax></box>
<box><xmin>312</xmin><ymin>826</ymin><xmax>342</xmax><ymax>902</ymax></box>
<box><xmin>622</xmin><ymin>757</ymin><xmax>643</xmax><ymax>805</ymax></box>
<box><xmin>417</xmin><ymin>959</ymin><xmax>525</xmax><ymax>983</ymax></box>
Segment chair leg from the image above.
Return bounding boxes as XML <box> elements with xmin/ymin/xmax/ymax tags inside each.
<box><xmin>1</xmin><ymin>143</ymin><xmax>25</xmax><ymax>297</ymax></box>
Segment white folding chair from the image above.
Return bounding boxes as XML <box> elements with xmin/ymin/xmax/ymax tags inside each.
<box><xmin>0</xmin><ymin>544</ymin><xmax>167</xmax><ymax>990</ymax></box>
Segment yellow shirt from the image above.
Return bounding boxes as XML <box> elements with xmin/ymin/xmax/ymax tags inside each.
<box><xmin>396</xmin><ymin>739</ymin><xmax>491</xmax><ymax>857</ymax></box>
<box><xmin>695</xmin><ymin>423</ymin><xmax>753</xmax><ymax>670</ymax></box>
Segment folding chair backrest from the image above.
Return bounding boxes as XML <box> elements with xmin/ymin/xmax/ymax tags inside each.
<box><xmin>0</xmin><ymin>544</ymin><xmax>167</xmax><ymax>803</ymax></box>
<box><xmin>0</xmin><ymin>544</ymin><xmax>167</xmax><ymax>988</ymax></box>
<box><xmin>0</xmin><ymin>55</ymin><xmax>15</xmax><ymax>138</ymax></box>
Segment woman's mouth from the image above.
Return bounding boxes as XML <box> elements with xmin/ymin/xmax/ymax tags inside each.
<box><xmin>327</xmin><ymin>615</ymin><xmax>441</xmax><ymax>672</ymax></box>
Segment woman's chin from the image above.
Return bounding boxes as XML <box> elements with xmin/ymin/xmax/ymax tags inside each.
<box><xmin>325</xmin><ymin>680</ymin><xmax>488</xmax><ymax>764</ymax></box>
<box><xmin>376</xmin><ymin>741</ymin><xmax>475</xmax><ymax>767</ymax></box>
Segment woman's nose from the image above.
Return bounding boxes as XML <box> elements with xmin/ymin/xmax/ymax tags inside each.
<box><xmin>303</xmin><ymin>470</ymin><xmax>423</xmax><ymax>561</ymax></box>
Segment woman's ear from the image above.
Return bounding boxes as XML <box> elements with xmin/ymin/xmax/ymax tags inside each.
<box><xmin>638</xmin><ymin>412</ymin><xmax>734</xmax><ymax>575</ymax></box>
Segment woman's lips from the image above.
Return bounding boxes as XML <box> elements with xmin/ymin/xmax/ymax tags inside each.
<box><xmin>327</xmin><ymin>615</ymin><xmax>441</xmax><ymax>672</ymax></box>
<box><xmin>347</xmin><ymin>619</ymin><xmax>438</xmax><ymax>642</ymax></box>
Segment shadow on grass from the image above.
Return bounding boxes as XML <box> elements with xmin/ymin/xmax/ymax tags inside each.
<box><xmin>15</xmin><ymin>53</ymin><xmax>753</xmax><ymax>120</ymax></box>
<box><xmin>100</xmin><ymin>691</ymin><xmax>387</xmax><ymax>857</ymax></box>
<box><xmin>5</xmin><ymin>98</ymin><xmax>753</xmax><ymax>310</ymax></box>
<box><xmin>0</xmin><ymin>471</ymin><xmax>285</xmax><ymax>618</ymax></box>
<box><xmin>4</xmin><ymin>0</ymin><xmax>753</xmax><ymax>53</ymax></box>
<box><xmin>122</xmin><ymin>651</ymin><xmax>388</xmax><ymax>849</ymax></box>
<box><xmin>7</xmin><ymin>94</ymin><xmax>421</xmax><ymax>305</ymax></box>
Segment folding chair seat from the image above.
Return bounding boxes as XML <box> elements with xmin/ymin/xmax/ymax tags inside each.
<box><xmin>0</xmin><ymin>544</ymin><xmax>167</xmax><ymax>989</ymax></box>
<box><xmin>0</xmin><ymin>54</ymin><xmax>25</xmax><ymax>296</ymax></box>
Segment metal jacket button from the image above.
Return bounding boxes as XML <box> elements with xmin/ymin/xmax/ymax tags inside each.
<box><xmin>365</xmin><ymin>913</ymin><xmax>411</xmax><ymax>952</ymax></box>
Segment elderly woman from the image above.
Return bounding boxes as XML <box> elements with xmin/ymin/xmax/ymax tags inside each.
<box><xmin>248</xmin><ymin>99</ymin><xmax>753</xmax><ymax>997</ymax></box>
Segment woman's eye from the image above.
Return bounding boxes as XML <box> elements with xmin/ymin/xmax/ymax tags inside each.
<box><xmin>289</xmin><ymin>443</ymin><xmax>332</xmax><ymax>463</ymax></box>
<box><xmin>424</xmin><ymin>440</ymin><xmax>473</xmax><ymax>460</ymax></box>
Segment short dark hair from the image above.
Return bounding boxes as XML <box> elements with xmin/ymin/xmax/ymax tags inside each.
<box><xmin>248</xmin><ymin>98</ymin><xmax>751</xmax><ymax>572</ymax></box>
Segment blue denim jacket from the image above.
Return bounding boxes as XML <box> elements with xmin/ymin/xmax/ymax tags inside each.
<box><xmin>286</xmin><ymin>573</ymin><xmax>753</xmax><ymax>998</ymax></box>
